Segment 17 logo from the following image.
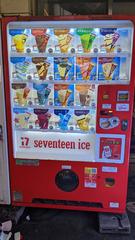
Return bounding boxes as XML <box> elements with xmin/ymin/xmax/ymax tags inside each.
<box><xmin>20</xmin><ymin>137</ymin><xmax>30</xmax><ymax>148</ymax></box>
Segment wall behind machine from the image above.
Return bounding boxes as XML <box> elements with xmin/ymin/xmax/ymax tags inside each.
<box><xmin>0</xmin><ymin>0</ymin><xmax>36</xmax><ymax>16</ymax></box>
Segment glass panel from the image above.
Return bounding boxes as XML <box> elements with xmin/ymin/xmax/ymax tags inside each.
<box><xmin>7</xmin><ymin>20</ymin><xmax>134</xmax><ymax>161</ymax></box>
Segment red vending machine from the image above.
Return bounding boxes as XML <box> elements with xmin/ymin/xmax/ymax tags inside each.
<box><xmin>2</xmin><ymin>16</ymin><xmax>135</xmax><ymax>213</ymax></box>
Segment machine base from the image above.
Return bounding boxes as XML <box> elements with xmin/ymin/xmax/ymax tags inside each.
<box><xmin>98</xmin><ymin>212</ymin><xmax>131</xmax><ymax>234</ymax></box>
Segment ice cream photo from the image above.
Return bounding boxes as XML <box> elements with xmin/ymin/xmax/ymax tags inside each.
<box><xmin>104</xmin><ymin>32</ymin><xmax>120</xmax><ymax>52</ymax></box>
<box><xmin>32</xmin><ymin>29</ymin><xmax>50</xmax><ymax>53</ymax></box>
<box><xmin>74</xmin><ymin>110</ymin><xmax>90</xmax><ymax>131</ymax></box>
<box><xmin>12</xmin><ymin>83</ymin><xmax>30</xmax><ymax>106</ymax></box>
<box><xmin>76</xmin><ymin>57</ymin><xmax>96</xmax><ymax>80</ymax></box>
<box><xmin>54</xmin><ymin>29</ymin><xmax>72</xmax><ymax>53</ymax></box>
<box><xmin>76</xmin><ymin>28</ymin><xmax>96</xmax><ymax>53</ymax></box>
<box><xmin>54</xmin><ymin>57</ymin><xmax>74</xmax><ymax>81</ymax></box>
<box><xmin>34</xmin><ymin>109</ymin><xmax>51</xmax><ymax>129</ymax></box>
<box><xmin>100</xmin><ymin>28</ymin><xmax>120</xmax><ymax>53</ymax></box>
<box><xmin>32</xmin><ymin>57</ymin><xmax>50</xmax><ymax>80</ymax></box>
<box><xmin>98</xmin><ymin>57</ymin><xmax>120</xmax><ymax>81</ymax></box>
<box><xmin>75</xmin><ymin>85</ymin><xmax>95</xmax><ymax>106</ymax></box>
<box><xmin>54</xmin><ymin>84</ymin><xmax>74</xmax><ymax>107</ymax></box>
<box><xmin>33</xmin><ymin>83</ymin><xmax>51</xmax><ymax>105</ymax></box>
<box><xmin>13</xmin><ymin>34</ymin><xmax>28</xmax><ymax>53</ymax></box>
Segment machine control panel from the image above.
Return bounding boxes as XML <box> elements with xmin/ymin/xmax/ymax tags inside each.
<box><xmin>97</xmin><ymin>85</ymin><xmax>130</xmax><ymax>134</ymax></box>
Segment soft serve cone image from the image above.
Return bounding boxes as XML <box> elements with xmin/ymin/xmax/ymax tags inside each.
<box><xmin>64</xmin><ymin>63</ymin><xmax>72</xmax><ymax>78</ymax></box>
<box><xmin>32</xmin><ymin>57</ymin><xmax>50</xmax><ymax>80</ymax></box>
<box><xmin>35</xmin><ymin>34</ymin><xmax>50</xmax><ymax>52</ymax></box>
<box><xmin>58</xmin><ymin>63</ymin><xmax>67</xmax><ymax>79</ymax></box>
<box><xmin>109</xmin><ymin>62</ymin><xmax>118</xmax><ymax>78</ymax></box>
<box><xmin>36</xmin><ymin>61</ymin><xmax>50</xmax><ymax>80</ymax></box>
<box><xmin>54</xmin><ymin>29</ymin><xmax>72</xmax><ymax>53</ymax></box>
<box><xmin>23</xmin><ymin>87</ymin><xmax>30</xmax><ymax>99</ymax></box>
<box><xmin>102</xmin><ymin>62</ymin><xmax>117</xmax><ymax>80</ymax></box>
<box><xmin>58</xmin><ymin>89</ymin><xmax>67</xmax><ymax>105</ymax></box>
<box><xmin>37</xmin><ymin>89</ymin><xmax>46</xmax><ymax>105</ymax></box>
<box><xmin>33</xmin><ymin>83</ymin><xmax>50</xmax><ymax>105</ymax></box>
<box><xmin>58</xmin><ymin>62</ymin><xmax>72</xmax><ymax>80</ymax></box>
<box><xmin>104</xmin><ymin>32</ymin><xmax>119</xmax><ymax>52</ymax></box>
<box><xmin>81</xmin><ymin>62</ymin><xmax>95</xmax><ymax>80</ymax></box>
<box><xmin>76</xmin><ymin>28</ymin><xmax>96</xmax><ymax>53</ymax></box>
<box><xmin>62</xmin><ymin>89</ymin><xmax>72</xmax><ymax>106</ymax></box>
<box><xmin>13</xmin><ymin>34</ymin><xmax>28</xmax><ymax>53</ymax></box>
<box><xmin>77</xmin><ymin>57</ymin><xmax>94</xmax><ymax>80</ymax></box>
<box><xmin>32</xmin><ymin>28</ymin><xmax>49</xmax><ymax>52</ymax></box>
<box><xmin>111</xmin><ymin>32</ymin><xmax>120</xmax><ymax>50</ymax></box>
<box><xmin>58</xmin><ymin>88</ymin><xmax>72</xmax><ymax>107</ymax></box>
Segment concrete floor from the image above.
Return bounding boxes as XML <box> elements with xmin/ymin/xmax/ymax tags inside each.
<box><xmin>13</xmin><ymin>175</ymin><xmax>135</xmax><ymax>240</ymax></box>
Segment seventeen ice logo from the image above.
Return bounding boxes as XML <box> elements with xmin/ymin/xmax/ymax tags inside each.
<box><xmin>20</xmin><ymin>137</ymin><xmax>30</xmax><ymax>148</ymax></box>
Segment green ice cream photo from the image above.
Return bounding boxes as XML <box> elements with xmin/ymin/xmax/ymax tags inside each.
<box><xmin>76</xmin><ymin>28</ymin><xmax>96</xmax><ymax>52</ymax></box>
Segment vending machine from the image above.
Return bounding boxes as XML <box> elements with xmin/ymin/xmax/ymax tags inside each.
<box><xmin>2</xmin><ymin>16</ymin><xmax>135</xmax><ymax>213</ymax></box>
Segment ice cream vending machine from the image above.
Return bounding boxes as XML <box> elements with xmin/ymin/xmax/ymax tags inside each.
<box><xmin>2</xmin><ymin>16</ymin><xmax>135</xmax><ymax>213</ymax></box>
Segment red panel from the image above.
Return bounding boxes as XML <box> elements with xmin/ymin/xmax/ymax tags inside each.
<box><xmin>96</xmin><ymin>85</ymin><xmax>132</xmax><ymax>134</ymax></box>
<box><xmin>11</xmin><ymin>161</ymin><xmax>127</xmax><ymax>213</ymax></box>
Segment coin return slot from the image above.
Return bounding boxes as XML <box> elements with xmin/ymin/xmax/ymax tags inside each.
<box><xmin>105</xmin><ymin>178</ymin><xmax>115</xmax><ymax>187</ymax></box>
<box><xmin>100</xmin><ymin>110</ymin><xmax>113</xmax><ymax>116</ymax></box>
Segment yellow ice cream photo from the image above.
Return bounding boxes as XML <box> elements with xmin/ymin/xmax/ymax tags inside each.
<box><xmin>102</xmin><ymin>62</ymin><xmax>117</xmax><ymax>80</ymax></box>
<box><xmin>13</xmin><ymin>34</ymin><xmax>28</xmax><ymax>52</ymax></box>
<box><xmin>76</xmin><ymin>114</ymin><xmax>90</xmax><ymax>131</ymax></box>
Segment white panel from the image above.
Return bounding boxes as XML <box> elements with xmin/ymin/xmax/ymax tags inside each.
<box><xmin>14</xmin><ymin>131</ymin><xmax>96</xmax><ymax>162</ymax></box>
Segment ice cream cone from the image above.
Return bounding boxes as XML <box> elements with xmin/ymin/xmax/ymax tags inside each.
<box><xmin>62</xmin><ymin>89</ymin><xmax>72</xmax><ymax>106</ymax></box>
<box><xmin>102</xmin><ymin>62</ymin><xmax>117</xmax><ymax>80</ymax></box>
<box><xmin>36</xmin><ymin>62</ymin><xmax>50</xmax><ymax>80</ymax></box>
<box><xmin>35</xmin><ymin>34</ymin><xmax>50</xmax><ymax>52</ymax></box>
<box><xmin>54</xmin><ymin>29</ymin><xmax>72</xmax><ymax>53</ymax></box>
<box><xmin>104</xmin><ymin>33</ymin><xmax>119</xmax><ymax>53</ymax></box>
<box><xmin>13</xmin><ymin>34</ymin><xmax>28</xmax><ymax>53</ymax></box>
